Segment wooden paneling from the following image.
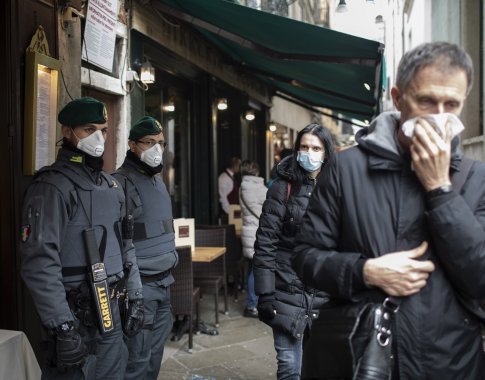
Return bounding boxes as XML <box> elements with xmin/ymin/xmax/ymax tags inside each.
<box><xmin>0</xmin><ymin>0</ymin><xmax>58</xmax><ymax>365</ymax></box>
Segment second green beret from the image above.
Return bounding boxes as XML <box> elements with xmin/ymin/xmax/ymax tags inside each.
<box><xmin>129</xmin><ymin>116</ymin><xmax>163</xmax><ymax>141</ymax></box>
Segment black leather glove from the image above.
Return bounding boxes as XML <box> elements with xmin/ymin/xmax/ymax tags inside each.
<box><xmin>257</xmin><ymin>294</ymin><xmax>277</xmax><ymax>322</ymax></box>
<box><xmin>55</xmin><ymin>322</ymin><xmax>87</xmax><ymax>369</ymax></box>
<box><xmin>123</xmin><ymin>299</ymin><xmax>145</xmax><ymax>337</ymax></box>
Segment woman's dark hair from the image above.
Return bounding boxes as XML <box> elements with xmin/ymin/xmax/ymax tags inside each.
<box><xmin>290</xmin><ymin>123</ymin><xmax>334</xmax><ymax>191</ymax></box>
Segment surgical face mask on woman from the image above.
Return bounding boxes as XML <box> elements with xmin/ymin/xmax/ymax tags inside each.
<box><xmin>140</xmin><ymin>143</ymin><xmax>163</xmax><ymax>167</ymax></box>
<box><xmin>297</xmin><ymin>150</ymin><xmax>324</xmax><ymax>172</ymax></box>
<box><xmin>76</xmin><ymin>129</ymin><xmax>105</xmax><ymax>157</ymax></box>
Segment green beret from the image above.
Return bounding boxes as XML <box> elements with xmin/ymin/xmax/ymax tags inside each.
<box><xmin>58</xmin><ymin>97</ymin><xmax>108</xmax><ymax>127</ymax></box>
<box><xmin>129</xmin><ymin>116</ymin><xmax>163</xmax><ymax>141</ymax></box>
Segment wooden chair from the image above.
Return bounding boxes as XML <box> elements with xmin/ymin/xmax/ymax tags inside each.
<box><xmin>196</xmin><ymin>224</ymin><xmax>243</xmax><ymax>301</ymax></box>
<box><xmin>193</xmin><ymin>228</ymin><xmax>227</xmax><ymax>326</ymax></box>
<box><xmin>171</xmin><ymin>245</ymin><xmax>200</xmax><ymax>352</ymax></box>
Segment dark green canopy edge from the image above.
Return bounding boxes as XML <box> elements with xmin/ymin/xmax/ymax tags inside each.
<box><xmin>151</xmin><ymin>0</ymin><xmax>385</xmax><ymax>123</ymax></box>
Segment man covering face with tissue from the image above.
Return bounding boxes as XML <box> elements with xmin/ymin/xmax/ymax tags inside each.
<box><xmin>293</xmin><ymin>42</ymin><xmax>485</xmax><ymax>379</ymax></box>
<box><xmin>113</xmin><ymin>116</ymin><xmax>178</xmax><ymax>380</ymax></box>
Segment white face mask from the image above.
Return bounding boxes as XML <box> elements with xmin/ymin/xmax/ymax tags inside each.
<box><xmin>75</xmin><ymin>129</ymin><xmax>105</xmax><ymax>157</ymax></box>
<box><xmin>140</xmin><ymin>143</ymin><xmax>163</xmax><ymax>167</ymax></box>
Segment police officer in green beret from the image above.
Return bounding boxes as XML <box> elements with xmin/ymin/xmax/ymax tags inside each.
<box><xmin>113</xmin><ymin>116</ymin><xmax>178</xmax><ymax>380</ymax></box>
<box><xmin>20</xmin><ymin>97</ymin><xmax>144</xmax><ymax>379</ymax></box>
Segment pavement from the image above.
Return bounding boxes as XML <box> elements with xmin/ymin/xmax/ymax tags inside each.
<box><xmin>158</xmin><ymin>289</ymin><xmax>277</xmax><ymax>380</ymax></box>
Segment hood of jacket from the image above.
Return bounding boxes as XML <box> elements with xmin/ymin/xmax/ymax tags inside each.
<box><xmin>356</xmin><ymin>111</ymin><xmax>463</xmax><ymax>172</ymax></box>
<box><xmin>276</xmin><ymin>155</ymin><xmax>296</xmax><ymax>182</ymax></box>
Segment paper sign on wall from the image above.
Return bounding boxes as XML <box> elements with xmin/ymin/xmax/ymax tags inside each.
<box><xmin>82</xmin><ymin>0</ymin><xmax>119</xmax><ymax>72</ymax></box>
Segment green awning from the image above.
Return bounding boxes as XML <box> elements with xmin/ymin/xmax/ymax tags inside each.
<box><xmin>151</xmin><ymin>0</ymin><xmax>385</xmax><ymax>123</ymax></box>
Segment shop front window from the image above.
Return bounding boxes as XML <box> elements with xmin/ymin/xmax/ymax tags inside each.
<box><xmin>145</xmin><ymin>81</ymin><xmax>191</xmax><ymax>218</ymax></box>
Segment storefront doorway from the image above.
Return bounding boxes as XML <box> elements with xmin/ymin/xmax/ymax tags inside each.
<box><xmin>145</xmin><ymin>70</ymin><xmax>191</xmax><ymax>218</ymax></box>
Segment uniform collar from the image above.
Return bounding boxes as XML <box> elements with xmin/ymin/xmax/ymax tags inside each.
<box><xmin>125</xmin><ymin>150</ymin><xmax>163</xmax><ymax>176</ymax></box>
<box><xmin>59</xmin><ymin>140</ymin><xmax>104</xmax><ymax>172</ymax></box>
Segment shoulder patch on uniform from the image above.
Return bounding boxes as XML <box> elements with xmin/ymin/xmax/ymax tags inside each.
<box><xmin>69</xmin><ymin>155</ymin><xmax>84</xmax><ymax>164</ymax></box>
<box><xmin>20</xmin><ymin>224</ymin><xmax>31</xmax><ymax>243</ymax></box>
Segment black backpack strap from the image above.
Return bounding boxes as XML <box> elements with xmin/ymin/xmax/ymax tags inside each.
<box><xmin>452</xmin><ymin>157</ymin><xmax>474</xmax><ymax>194</ymax></box>
<box><xmin>449</xmin><ymin>157</ymin><xmax>485</xmax><ymax>322</ymax></box>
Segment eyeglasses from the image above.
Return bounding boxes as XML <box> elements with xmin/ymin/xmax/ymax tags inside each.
<box><xmin>136</xmin><ymin>140</ymin><xmax>167</xmax><ymax>149</ymax></box>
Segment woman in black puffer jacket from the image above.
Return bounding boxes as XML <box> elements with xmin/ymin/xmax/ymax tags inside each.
<box><xmin>254</xmin><ymin>124</ymin><xmax>334</xmax><ymax>380</ymax></box>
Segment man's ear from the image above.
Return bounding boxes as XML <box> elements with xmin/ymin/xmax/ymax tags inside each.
<box><xmin>390</xmin><ymin>86</ymin><xmax>402</xmax><ymax>111</ymax></box>
<box><xmin>128</xmin><ymin>140</ymin><xmax>136</xmax><ymax>152</ymax></box>
<box><xmin>61</xmin><ymin>125</ymin><xmax>71</xmax><ymax>139</ymax></box>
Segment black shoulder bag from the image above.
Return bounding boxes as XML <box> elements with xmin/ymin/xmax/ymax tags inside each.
<box><xmin>349</xmin><ymin>297</ymin><xmax>400</xmax><ymax>380</ymax></box>
<box><xmin>349</xmin><ymin>157</ymin><xmax>475</xmax><ymax>380</ymax></box>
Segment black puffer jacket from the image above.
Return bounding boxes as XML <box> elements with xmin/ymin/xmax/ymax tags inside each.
<box><xmin>254</xmin><ymin>156</ymin><xmax>328</xmax><ymax>339</ymax></box>
<box><xmin>293</xmin><ymin>112</ymin><xmax>485</xmax><ymax>379</ymax></box>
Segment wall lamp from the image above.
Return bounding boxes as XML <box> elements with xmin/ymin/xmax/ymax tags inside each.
<box><xmin>336</xmin><ymin>0</ymin><xmax>348</xmax><ymax>13</ymax></box>
<box><xmin>163</xmin><ymin>97</ymin><xmax>175</xmax><ymax>112</ymax></box>
<box><xmin>269</xmin><ymin>122</ymin><xmax>277</xmax><ymax>132</ymax></box>
<box><xmin>245</xmin><ymin>110</ymin><xmax>255</xmax><ymax>121</ymax></box>
<box><xmin>217</xmin><ymin>98</ymin><xmax>228</xmax><ymax>111</ymax></box>
<box><xmin>134</xmin><ymin>58</ymin><xmax>155</xmax><ymax>85</ymax></box>
<box><xmin>62</xmin><ymin>6</ymin><xmax>84</xmax><ymax>27</ymax></box>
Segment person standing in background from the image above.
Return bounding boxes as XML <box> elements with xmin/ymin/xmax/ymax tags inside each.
<box><xmin>20</xmin><ymin>97</ymin><xmax>144</xmax><ymax>379</ymax></box>
<box><xmin>239</xmin><ymin>160</ymin><xmax>267</xmax><ymax>318</ymax></box>
<box><xmin>254</xmin><ymin>124</ymin><xmax>334</xmax><ymax>379</ymax></box>
<box><xmin>268</xmin><ymin>148</ymin><xmax>293</xmax><ymax>188</ymax></box>
<box><xmin>113</xmin><ymin>116</ymin><xmax>178</xmax><ymax>380</ymax></box>
<box><xmin>218</xmin><ymin>156</ymin><xmax>241</xmax><ymax>224</ymax></box>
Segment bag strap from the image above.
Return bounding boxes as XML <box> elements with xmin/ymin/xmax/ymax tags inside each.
<box><xmin>286</xmin><ymin>182</ymin><xmax>292</xmax><ymax>205</ymax></box>
<box><xmin>451</xmin><ymin>157</ymin><xmax>474</xmax><ymax>194</ymax></box>
<box><xmin>239</xmin><ymin>189</ymin><xmax>260</xmax><ymax>220</ymax></box>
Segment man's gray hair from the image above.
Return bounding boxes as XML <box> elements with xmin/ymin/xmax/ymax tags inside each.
<box><xmin>396</xmin><ymin>41</ymin><xmax>474</xmax><ymax>95</ymax></box>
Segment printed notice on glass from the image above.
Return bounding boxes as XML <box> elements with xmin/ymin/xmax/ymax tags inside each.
<box><xmin>35</xmin><ymin>68</ymin><xmax>54</xmax><ymax>171</ymax></box>
<box><xmin>82</xmin><ymin>0</ymin><xmax>119</xmax><ymax>72</ymax></box>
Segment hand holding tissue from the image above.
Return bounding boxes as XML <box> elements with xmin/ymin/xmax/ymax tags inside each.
<box><xmin>402</xmin><ymin>113</ymin><xmax>464</xmax><ymax>139</ymax></box>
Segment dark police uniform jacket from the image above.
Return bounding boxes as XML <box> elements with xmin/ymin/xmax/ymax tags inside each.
<box><xmin>20</xmin><ymin>147</ymin><xmax>142</xmax><ymax>330</ymax></box>
<box><xmin>113</xmin><ymin>154</ymin><xmax>178</xmax><ymax>285</ymax></box>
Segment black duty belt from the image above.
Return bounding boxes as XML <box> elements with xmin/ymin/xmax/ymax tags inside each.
<box><xmin>133</xmin><ymin>219</ymin><xmax>174</xmax><ymax>240</ymax></box>
<box><xmin>140</xmin><ymin>269</ymin><xmax>172</xmax><ymax>284</ymax></box>
<box><xmin>62</xmin><ymin>266</ymin><xmax>88</xmax><ymax>277</ymax></box>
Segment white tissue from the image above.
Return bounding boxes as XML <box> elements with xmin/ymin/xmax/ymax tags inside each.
<box><xmin>401</xmin><ymin>113</ymin><xmax>464</xmax><ymax>138</ymax></box>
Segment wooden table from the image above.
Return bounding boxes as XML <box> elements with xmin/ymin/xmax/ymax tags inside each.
<box><xmin>192</xmin><ymin>246</ymin><xmax>226</xmax><ymax>262</ymax></box>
